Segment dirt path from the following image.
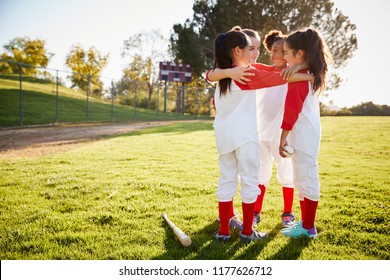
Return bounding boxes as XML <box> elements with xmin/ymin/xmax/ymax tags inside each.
<box><xmin>0</xmin><ymin>121</ymin><xmax>173</xmax><ymax>159</ymax></box>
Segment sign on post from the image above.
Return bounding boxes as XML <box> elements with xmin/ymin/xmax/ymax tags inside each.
<box><xmin>158</xmin><ymin>62</ymin><xmax>193</xmax><ymax>114</ymax></box>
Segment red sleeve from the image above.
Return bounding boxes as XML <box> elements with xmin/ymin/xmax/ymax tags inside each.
<box><xmin>205</xmin><ymin>69</ymin><xmax>211</xmax><ymax>81</ymax></box>
<box><xmin>281</xmin><ymin>81</ymin><xmax>309</xmax><ymax>130</ymax></box>
<box><xmin>251</xmin><ymin>63</ymin><xmax>275</xmax><ymax>72</ymax></box>
<box><xmin>236</xmin><ymin>68</ymin><xmax>286</xmax><ymax>90</ymax></box>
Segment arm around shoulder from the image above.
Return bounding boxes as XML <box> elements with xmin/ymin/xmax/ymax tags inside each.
<box><xmin>206</xmin><ymin>67</ymin><xmax>254</xmax><ymax>83</ymax></box>
<box><xmin>287</xmin><ymin>73</ymin><xmax>314</xmax><ymax>83</ymax></box>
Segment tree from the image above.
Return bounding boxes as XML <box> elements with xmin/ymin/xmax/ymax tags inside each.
<box><xmin>65</xmin><ymin>45</ymin><xmax>109</xmax><ymax>95</ymax></box>
<box><xmin>0</xmin><ymin>37</ymin><xmax>53</xmax><ymax>75</ymax></box>
<box><xmin>349</xmin><ymin>102</ymin><xmax>388</xmax><ymax>116</ymax></box>
<box><xmin>121</xmin><ymin>29</ymin><xmax>170</xmax><ymax>109</ymax></box>
<box><xmin>170</xmin><ymin>0</ymin><xmax>357</xmax><ymax>89</ymax></box>
<box><xmin>170</xmin><ymin>20</ymin><xmax>205</xmax><ymax>79</ymax></box>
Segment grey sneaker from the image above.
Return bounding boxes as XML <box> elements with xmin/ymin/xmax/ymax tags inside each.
<box><xmin>282</xmin><ymin>212</ymin><xmax>295</xmax><ymax>227</ymax></box>
<box><xmin>252</xmin><ymin>212</ymin><xmax>261</xmax><ymax>227</ymax></box>
<box><xmin>229</xmin><ymin>215</ymin><xmax>243</xmax><ymax>231</ymax></box>
<box><xmin>218</xmin><ymin>214</ymin><xmax>243</xmax><ymax>231</ymax></box>
<box><xmin>214</xmin><ymin>231</ymin><xmax>230</xmax><ymax>242</ymax></box>
<box><xmin>239</xmin><ymin>230</ymin><xmax>268</xmax><ymax>243</ymax></box>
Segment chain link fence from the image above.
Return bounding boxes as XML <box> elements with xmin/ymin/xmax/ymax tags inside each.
<box><xmin>0</xmin><ymin>59</ymin><xmax>215</xmax><ymax>127</ymax></box>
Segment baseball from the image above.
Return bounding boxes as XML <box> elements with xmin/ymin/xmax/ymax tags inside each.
<box><xmin>282</xmin><ymin>145</ymin><xmax>294</xmax><ymax>157</ymax></box>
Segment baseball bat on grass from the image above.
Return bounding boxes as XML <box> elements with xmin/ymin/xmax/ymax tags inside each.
<box><xmin>161</xmin><ymin>213</ymin><xmax>192</xmax><ymax>247</ymax></box>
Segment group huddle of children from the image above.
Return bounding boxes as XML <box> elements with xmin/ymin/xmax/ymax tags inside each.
<box><xmin>208</xmin><ymin>26</ymin><xmax>331</xmax><ymax>243</ymax></box>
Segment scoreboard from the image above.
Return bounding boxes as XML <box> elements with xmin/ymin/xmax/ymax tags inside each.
<box><xmin>159</xmin><ymin>62</ymin><xmax>192</xmax><ymax>83</ymax></box>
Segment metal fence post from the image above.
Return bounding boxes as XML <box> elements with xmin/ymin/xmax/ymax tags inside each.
<box><xmin>111</xmin><ymin>80</ymin><xmax>114</xmax><ymax>122</ymax></box>
<box><xmin>134</xmin><ymin>81</ymin><xmax>137</xmax><ymax>119</ymax></box>
<box><xmin>86</xmin><ymin>74</ymin><xmax>90</xmax><ymax>122</ymax></box>
<box><xmin>164</xmin><ymin>81</ymin><xmax>167</xmax><ymax>113</ymax></box>
<box><xmin>56</xmin><ymin>70</ymin><xmax>59</xmax><ymax>124</ymax></box>
<box><xmin>181</xmin><ymin>82</ymin><xmax>185</xmax><ymax>114</ymax></box>
<box><xmin>196</xmin><ymin>88</ymin><xmax>199</xmax><ymax>118</ymax></box>
<box><xmin>176</xmin><ymin>83</ymin><xmax>180</xmax><ymax>116</ymax></box>
<box><xmin>156</xmin><ymin>83</ymin><xmax>159</xmax><ymax>117</ymax></box>
<box><xmin>18</xmin><ymin>63</ymin><xmax>23</xmax><ymax>126</ymax></box>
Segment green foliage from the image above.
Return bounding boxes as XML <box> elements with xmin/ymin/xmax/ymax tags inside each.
<box><xmin>121</xmin><ymin>30</ymin><xmax>170</xmax><ymax>109</ymax></box>
<box><xmin>65</xmin><ymin>45</ymin><xmax>109</xmax><ymax>95</ymax></box>
<box><xmin>170</xmin><ymin>21</ymin><xmax>205</xmax><ymax>78</ymax></box>
<box><xmin>320</xmin><ymin>101</ymin><xmax>390</xmax><ymax>116</ymax></box>
<box><xmin>349</xmin><ymin>102</ymin><xmax>390</xmax><ymax>116</ymax></box>
<box><xmin>0</xmin><ymin>117</ymin><xmax>389</xmax><ymax>260</ymax></box>
<box><xmin>170</xmin><ymin>0</ymin><xmax>357</xmax><ymax>88</ymax></box>
<box><xmin>0</xmin><ymin>37</ymin><xmax>53</xmax><ymax>76</ymax></box>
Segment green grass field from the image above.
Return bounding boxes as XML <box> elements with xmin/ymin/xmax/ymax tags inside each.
<box><xmin>0</xmin><ymin>117</ymin><xmax>389</xmax><ymax>260</ymax></box>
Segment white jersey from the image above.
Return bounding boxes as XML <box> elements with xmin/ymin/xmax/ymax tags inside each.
<box><xmin>213</xmin><ymin>82</ymin><xmax>258</xmax><ymax>155</ymax></box>
<box><xmin>256</xmin><ymin>84</ymin><xmax>288</xmax><ymax>141</ymax></box>
<box><xmin>282</xmin><ymin>80</ymin><xmax>321</xmax><ymax>156</ymax></box>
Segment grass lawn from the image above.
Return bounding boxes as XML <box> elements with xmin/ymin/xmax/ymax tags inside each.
<box><xmin>0</xmin><ymin>117</ymin><xmax>389</xmax><ymax>260</ymax></box>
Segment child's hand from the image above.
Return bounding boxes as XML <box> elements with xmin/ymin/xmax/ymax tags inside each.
<box><xmin>279</xmin><ymin>139</ymin><xmax>289</xmax><ymax>158</ymax></box>
<box><xmin>309</xmin><ymin>74</ymin><xmax>314</xmax><ymax>84</ymax></box>
<box><xmin>229</xmin><ymin>67</ymin><xmax>254</xmax><ymax>84</ymax></box>
<box><xmin>280</xmin><ymin>66</ymin><xmax>300</xmax><ymax>80</ymax></box>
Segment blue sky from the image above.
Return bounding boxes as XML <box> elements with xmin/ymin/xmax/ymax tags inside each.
<box><xmin>0</xmin><ymin>0</ymin><xmax>389</xmax><ymax>107</ymax></box>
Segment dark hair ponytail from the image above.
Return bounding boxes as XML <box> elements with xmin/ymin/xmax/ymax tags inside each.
<box><xmin>286</xmin><ymin>28</ymin><xmax>332</xmax><ymax>93</ymax></box>
<box><xmin>214</xmin><ymin>28</ymin><xmax>249</xmax><ymax>95</ymax></box>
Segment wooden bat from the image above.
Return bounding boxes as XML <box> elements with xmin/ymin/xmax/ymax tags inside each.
<box><xmin>161</xmin><ymin>213</ymin><xmax>192</xmax><ymax>247</ymax></box>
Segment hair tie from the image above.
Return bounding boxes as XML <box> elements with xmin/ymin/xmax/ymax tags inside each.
<box><xmin>220</xmin><ymin>33</ymin><xmax>228</xmax><ymax>54</ymax></box>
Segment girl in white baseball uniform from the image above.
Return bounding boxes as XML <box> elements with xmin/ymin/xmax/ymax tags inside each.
<box><xmin>279</xmin><ymin>28</ymin><xmax>332</xmax><ymax>238</ymax></box>
<box><xmin>208</xmin><ymin>29</ymin><xmax>306</xmax><ymax>229</ymax></box>
<box><xmin>211</xmin><ymin>28</ymin><xmax>313</xmax><ymax>242</ymax></box>
<box><xmin>254</xmin><ymin>30</ymin><xmax>295</xmax><ymax>227</ymax></box>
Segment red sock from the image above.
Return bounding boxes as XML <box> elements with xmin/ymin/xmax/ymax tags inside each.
<box><xmin>299</xmin><ymin>200</ymin><xmax>305</xmax><ymax>221</ymax></box>
<box><xmin>229</xmin><ymin>198</ymin><xmax>235</xmax><ymax>218</ymax></box>
<box><xmin>282</xmin><ymin>186</ymin><xmax>294</xmax><ymax>213</ymax></box>
<box><xmin>254</xmin><ymin>184</ymin><xmax>266</xmax><ymax>214</ymax></box>
<box><xmin>242</xmin><ymin>202</ymin><xmax>255</xmax><ymax>236</ymax></box>
<box><xmin>218</xmin><ymin>201</ymin><xmax>233</xmax><ymax>236</ymax></box>
<box><xmin>303</xmin><ymin>197</ymin><xmax>318</xmax><ymax>229</ymax></box>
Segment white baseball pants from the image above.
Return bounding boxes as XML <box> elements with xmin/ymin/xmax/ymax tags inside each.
<box><xmin>217</xmin><ymin>142</ymin><xmax>260</xmax><ymax>204</ymax></box>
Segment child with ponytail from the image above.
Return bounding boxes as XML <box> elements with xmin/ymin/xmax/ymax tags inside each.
<box><xmin>211</xmin><ymin>27</ymin><xmax>312</xmax><ymax>243</ymax></box>
<box><xmin>279</xmin><ymin>28</ymin><xmax>332</xmax><ymax>238</ymax></box>
<box><xmin>208</xmin><ymin>28</ymin><xmax>305</xmax><ymax>230</ymax></box>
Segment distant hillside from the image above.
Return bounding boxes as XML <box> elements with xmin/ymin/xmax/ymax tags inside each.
<box><xmin>0</xmin><ymin>75</ymin><xmax>201</xmax><ymax>127</ymax></box>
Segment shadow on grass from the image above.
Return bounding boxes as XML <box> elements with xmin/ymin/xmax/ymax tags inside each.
<box><xmin>154</xmin><ymin>220</ymin><xmax>300</xmax><ymax>260</ymax></box>
<box><xmin>266</xmin><ymin>236</ymin><xmax>312</xmax><ymax>260</ymax></box>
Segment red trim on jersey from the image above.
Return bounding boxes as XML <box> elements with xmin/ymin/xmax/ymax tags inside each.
<box><xmin>205</xmin><ymin>69</ymin><xmax>211</xmax><ymax>81</ymax></box>
<box><xmin>281</xmin><ymin>79</ymin><xmax>310</xmax><ymax>131</ymax></box>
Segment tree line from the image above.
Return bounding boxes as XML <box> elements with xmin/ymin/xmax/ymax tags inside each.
<box><xmin>321</xmin><ymin>102</ymin><xmax>390</xmax><ymax>116</ymax></box>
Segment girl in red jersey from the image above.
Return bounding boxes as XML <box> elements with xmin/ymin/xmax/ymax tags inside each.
<box><xmin>279</xmin><ymin>28</ymin><xmax>332</xmax><ymax>238</ymax></box>
<box><xmin>211</xmin><ymin>27</ymin><xmax>312</xmax><ymax>243</ymax></box>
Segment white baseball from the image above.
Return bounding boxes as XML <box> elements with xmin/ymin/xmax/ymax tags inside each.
<box><xmin>282</xmin><ymin>145</ymin><xmax>294</xmax><ymax>157</ymax></box>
